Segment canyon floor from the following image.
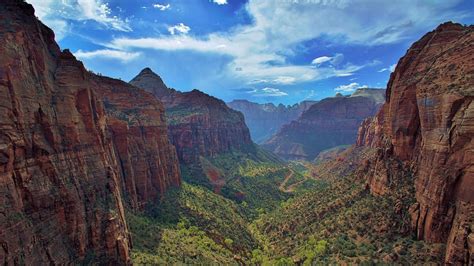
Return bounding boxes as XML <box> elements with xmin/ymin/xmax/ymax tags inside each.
<box><xmin>128</xmin><ymin>147</ymin><xmax>445</xmax><ymax>265</ymax></box>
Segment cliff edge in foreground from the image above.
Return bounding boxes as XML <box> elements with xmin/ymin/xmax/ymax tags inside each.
<box><xmin>356</xmin><ymin>22</ymin><xmax>474</xmax><ymax>264</ymax></box>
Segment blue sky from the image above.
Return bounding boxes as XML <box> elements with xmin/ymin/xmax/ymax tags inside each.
<box><xmin>28</xmin><ymin>0</ymin><xmax>473</xmax><ymax>104</ymax></box>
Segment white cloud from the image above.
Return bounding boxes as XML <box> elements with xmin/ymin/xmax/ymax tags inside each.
<box><xmin>31</xmin><ymin>0</ymin><xmax>464</xmax><ymax>85</ymax></box>
<box><xmin>243</xmin><ymin>1</ymin><xmax>464</xmax><ymax>46</ymax></box>
<box><xmin>211</xmin><ymin>0</ymin><xmax>228</xmax><ymax>5</ymax></box>
<box><xmin>27</xmin><ymin>0</ymin><xmax>131</xmax><ymax>40</ymax></box>
<box><xmin>153</xmin><ymin>3</ymin><xmax>170</xmax><ymax>11</ymax></box>
<box><xmin>273</xmin><ymin>76</ymin><xmax>296</xmax><ymax>85</ymax></box>
<box><xmin>389</xmin><ymin>63</ymin><xmax>397</xmax><ymax>72</ymax></box>
<box><xmin>378</xmin><ymin>63</ymin><xmax>398</xmax><ymax>73</ymax></box>
<box><xmin>311</xmin><ymin>53</ymin><xmax>344</xmax><ymax>66</ymax></box>
<box><xmin>311</xmin><ymin>56</ymin><xmax>332</xmax><ymax>65</ymax></box>
<box><xmin>74</xmin><ymin>49</ymin><xmax>141</xmax><ymax>62</ymax></box>
<box><xmin>107</xmin><ymin>0</ymin><xmax>462</xmax><ymax>86</ymax></box>
<box><xmin>249</xmin><ymin>87</ymin><xmax>288</xmax><ymax>97</ymax></box>
<box><xmin>45</xmin><ymin>19</ymin><xmax>69</xmax><ymax>40</ymax></box>
<box><xmin>168</xmin><ymin>23</ymin><xmax>191</xmax><ymax>35</ymax></box>
<box><xmin>331</xmin><ymin>53</ymin><xmax>344</xmax><ymax>66</ymax></box>
<box><xmin>109</xmin><ymin>35</ymin><xmax>369</xmax><ymax>85</ymax></box>
<box><xmin>334</xmin><ymin>82</ymin><xmax>368</xmax><ymax>93</ymax></box>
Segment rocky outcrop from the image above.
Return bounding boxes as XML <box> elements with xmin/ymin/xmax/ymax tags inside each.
<box><xmin>0</xmin><ymin>1</ymin><xmax>180</xmax><ymax>264</ymax></box>
<box><xmin>130</xmin><ymin>69</ymin><xmax>253</xmax><ymax>164</ymax></box>
<box><xmin>129</xmin><ymin>67</ymin><xmax>170</xmax><ymax>98</ymax></box>
<box><xmin>227</xmin><ymin>100</ymin><xmax>316</xmax><ymax>143</ymax></box>
<box><xmin>356</xmin><ymin>22</ymin><xmax>474</xmax><ymax>264</ymax></box>
<box><xmin>263</xmin><ymin>89</ymin><xmax>385</xmax><ymax>160</ymax></box>
<box><xmin>92</xmin><ymin>75</ymin><xmax>181</xmax><ymax>209</ymax></box>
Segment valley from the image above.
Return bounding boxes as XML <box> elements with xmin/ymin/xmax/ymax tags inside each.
<box><xmin>127</xmin><ymin>146</ymin><xmax>446</xmax><ymax>264</ymax></box>
<box><xmin>0</xmin><ymin>1</ymin><xmax>473</xmax><ymax>265</ymax></box>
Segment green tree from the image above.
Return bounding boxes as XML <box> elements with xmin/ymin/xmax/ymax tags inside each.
<box><xmin>224</xmin><ymin>238</ymin><xmax>233</xmax><ymax>248</ymax></box>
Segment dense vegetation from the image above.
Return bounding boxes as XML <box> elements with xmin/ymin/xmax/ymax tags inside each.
<box><xmin>181</xmin><ymin>147</ymin><xmax>290</xmax><ymax>218</ymax></box>
<box><xmin>249</xmin><ymin>174</ymin><xmax>444</xmax><ymax>264</ymax></box>
<box><xmin>128</xmin><ymin>148</ymin><xmax>291</xmax><ymax>263</ymax></box>
<box><xmin>128</xmin><ymin>183</ymin><xmax>253</xmax><ymax>264</ymax></box>
<box><xmin>127</xmin><ymin>147</ymin><xmax>445</xmax><ymax>264</ymax></box>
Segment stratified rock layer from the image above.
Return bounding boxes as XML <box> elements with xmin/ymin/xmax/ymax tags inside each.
<box><xmin>227</xmin><ymin>100</ymin><xmax>316</xmax><ymax>143</ymax></box>
<box><xmin>130</xmin><ymin>69</ymin><xmax>253</xmax><ymax>164</ymax></box>
<box><xmin>263</xmin><ymin>89</ymin><xmax>385</xmax><ymax>160</ymax></box>
<box><xmin>356</xmin><ymin>22</ymin><xmax>474</xmax><ymax>264</ymax></box>
<box><xmin>0</xmin><ymin>1</ymin><xmax>180</xmax><ymax>263</ymax></box>
<box><xmin>92</xmin><ymin>75</ymin><xmax>181</xmax><ymax>209</ymax></box>
<box><xmin>0</xmin><ymin>2</ymin><xmax>129</xmax><ymax>263</ymax></box>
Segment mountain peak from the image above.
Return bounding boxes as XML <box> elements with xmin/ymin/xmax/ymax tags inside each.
<box><xmin>139</xmin><ymin>67</ymin><xmax>156</xmax><ymax>75</ymax></box>
<box><xmin>434</xmin><ymin>21</ymin><xmax>464</xmax><ymax>32</ymax></box>
<box><xmin>130</xmin><ymin>68</ymin><xmax>169</xmax><ymax>98</ymax></box>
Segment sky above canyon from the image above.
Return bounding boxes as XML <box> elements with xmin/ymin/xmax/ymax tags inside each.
<box><xmin>28</xmin><ymin>0</ymin><xmax>474</xmax><ymax>104</ymax></box>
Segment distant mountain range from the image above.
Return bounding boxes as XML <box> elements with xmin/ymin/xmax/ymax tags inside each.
<box><xmin>227</xmin><ymin>100</ymin><xmax>316</xmax><ymax>143</ymax></box>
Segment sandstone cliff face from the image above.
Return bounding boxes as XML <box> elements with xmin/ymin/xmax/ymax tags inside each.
<box><xmin>0</xmin><ymin>2</ymin><xmax>130</xmax><ymax>263</ymax></box>
<box><xmin>227</xmin><ymin>100</ymin><xmax>316</xmax><ymax>143</ymax></box>
<box><xmin>0</xmin><ymin>1</ymin><xmax>180</xmax><ymax>263</ymax></box>
<box><xmin>356</xmin><ymin>22</ymin><xmax>474</xmax><ymax>264</ymax></box>
<box><xmin>92</xmin><ymin>75</ymin><xmax>181</xmax><ymax>209</ymax></box>
<box><xmin>130</xmin><ymin>69</ymin><xmax>253</xmax><ymax>164</ymax></box>
<box><xmin>263</xmin><ymin>89</ymin><xmax>385</xmax><ymax>160</ymax></box>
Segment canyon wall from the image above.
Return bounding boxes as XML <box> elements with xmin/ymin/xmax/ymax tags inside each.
<box><xmin>0</xmin><ymin>1</ymin><xmax>180</xmax><ymax>263</ymax></box>
<box><xmin>130</xmin><ymin>68</ymin><xmax>253</xmax><ymax>164</ymax></box>
<box><xmin>92</xmin><ymin>75</ymin><xmax>181</xmax><ymax>209</ymax></box>
<box><xmin>356</xmin><ymin>22</ymin><xmax>473</xmax><ymax>264</ymax></box>
<box><xmin>264</xmin><ymin>89</ymin><xmax>385</xmax><ymax>160</ymax></box>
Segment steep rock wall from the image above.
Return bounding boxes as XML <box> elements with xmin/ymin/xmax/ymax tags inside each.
<box><xmin>0</xmin><ymin>2</ymin><xmax>130</xmax><ymax>263</ymax></box>
<box><xmin>0</xmin><ymin>1</ymin><xmax>181</xmax><ymax>263</ymax></box>
<box><xmin>130</xmin><ymin>69</ymin><xmax>253</xmax><ymax>164</ymax></box>
<box><xmin>92</xmin><ymin>75</ymin><xmax>181</xmax><ymax>209</ymax></box>
<box><xmin>264</xmin><ymin>89</ymin><xmax>385</xmax><ymax>160</ymax></box>
<box><xmin>356</xmin><ymin>22</ymin><xmax>474</xmax><ymax>264</ymax></box>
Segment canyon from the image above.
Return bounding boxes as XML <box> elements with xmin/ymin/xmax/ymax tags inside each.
<box><xmin>0</xmin><ymin>0</ymin><xmax>473</xmax><ymax>265</ymax></box>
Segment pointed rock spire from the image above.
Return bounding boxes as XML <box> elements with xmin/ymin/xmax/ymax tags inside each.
<box><xmin>130</xmin><ymin>67</ymin><xmax>170</xmax><ymax>98</ymax></box>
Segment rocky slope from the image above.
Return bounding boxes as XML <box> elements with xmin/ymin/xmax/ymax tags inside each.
<box><xmin>263</xmin><ymin>88</ymin><xmax>385</xmax><ymax>160</ymax></box>
<box><xmin>356</xmin><ymin>22</ymin><xmax>473</xmax><ymax>264</ymax></box>
<box><xmin>130</xmin><ymin>68</ymin><xmax>253</xmax><ymax>164</ymax></box>
<box><xmin>227</xmin><ymin>100</ymin><xmax>316</xmax><ymax>143</ymax></box>
<box><xmin>0</xmin><ymin>1</ymin><xmax>180</xmax><ymax>264</ymax></box>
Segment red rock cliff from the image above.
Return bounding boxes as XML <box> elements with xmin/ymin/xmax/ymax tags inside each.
<box><xmin>0</xmin><ymin>0</ymin><xmax>180</xmax><ymax>263</ymax></box>
<box><xmin>91</xmin><ymin>75</ymin><xmax>181</xmax><ymax>209</ymax></box>
<box><xmin>0</xmin><ymin>1</ymin><xmax>130</xmax><ymax>263</ymax></box>
<box><xmin>130</xmin><ymin>69</ymin><xmax>253</xmax><ymax>164</ymax></box>
<box><xmin>263</xmin><ymin>89</ymin><xmax>385</xmax><ymax>160</ymax></box>
<box><xmin>356</xmin><ymin>22</ymin><xmax>474</xmax><ymax>264</ymax></box>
